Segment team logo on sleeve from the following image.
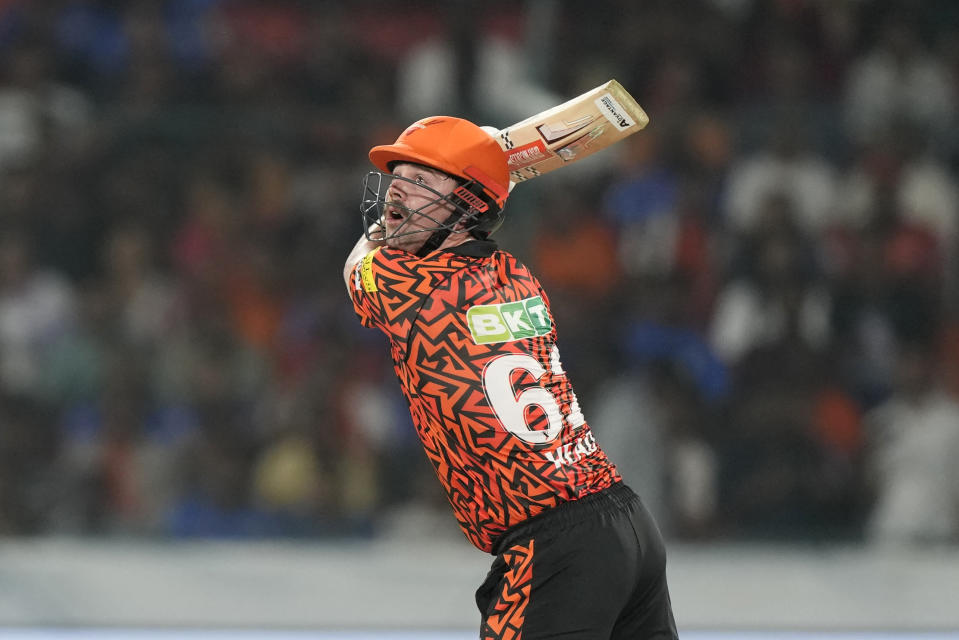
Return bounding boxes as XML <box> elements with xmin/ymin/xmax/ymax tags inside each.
<box><xmin>467</xmin><ymin>296</ymin><xmax>551</xmax><ymax>344</ymax></box>
<box><xmin>360</xmin><ymin>248</ymin><xmax>380</xmax><ymax>293</ymax></box>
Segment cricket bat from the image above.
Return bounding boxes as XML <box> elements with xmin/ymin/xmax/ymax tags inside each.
<box><xmin>485</xmin><ymin>80</ymin><xmax>649</xmax><ymax>184</ymax></box>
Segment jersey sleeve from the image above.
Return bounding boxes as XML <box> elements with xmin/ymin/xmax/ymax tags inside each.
<box><xmin>347</xmin><ymin>246</ymin><xmax>441</xmax><ymax>343</ymax></box>
<box><xmin>348</xmin><ymin>246</ymin><xmax>387</xmax><ymax>330</ymax></box>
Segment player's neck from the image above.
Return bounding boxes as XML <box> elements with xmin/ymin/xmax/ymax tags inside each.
<box><xmin>432</xmin><ymin>230</ymin><xmax>474</xmax><ymax>253</ymax></box>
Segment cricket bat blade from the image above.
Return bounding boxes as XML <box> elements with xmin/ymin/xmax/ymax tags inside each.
<box><xmin>488</xmin><ymin>80</ymin><xmax>649</xmax><ymax>184</ymax></box>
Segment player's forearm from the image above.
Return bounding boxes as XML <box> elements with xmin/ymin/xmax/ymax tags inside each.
<box><xmin>343</xmin><ymin>234</ymin><xmax>381</xmax><ymax>289</ymax></box>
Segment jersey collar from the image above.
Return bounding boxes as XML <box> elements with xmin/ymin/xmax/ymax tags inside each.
<box><xmin>447</xmin><ymin>239</ymin><xmax>498</xmax><ymax>258</ymax></box>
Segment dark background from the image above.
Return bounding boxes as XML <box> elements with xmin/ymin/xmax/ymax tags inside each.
<box><xmin>1</xmin><ymin>0</ymin><xmax>958</xmax><ymax>548</ymax></box>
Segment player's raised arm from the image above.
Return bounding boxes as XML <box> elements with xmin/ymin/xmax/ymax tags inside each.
<box><xmin>343</xmin><ymin>233</ymin><xmax>381</xmax><ymax>291</ymax></box>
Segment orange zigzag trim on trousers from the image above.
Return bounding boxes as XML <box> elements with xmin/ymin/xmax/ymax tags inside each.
<box><xmin>483</xmin><ymin>540</ymin><xmax>534</xmax><ymax>640</ymax></box>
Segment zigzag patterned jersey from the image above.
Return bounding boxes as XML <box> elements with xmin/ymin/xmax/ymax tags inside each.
<box><xmin>349</xmin><ymin>240</ymin><xmax>620</xmax><ymax>552</ymax></box>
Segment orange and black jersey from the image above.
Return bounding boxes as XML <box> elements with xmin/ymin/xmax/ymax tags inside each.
<box><xmin>348</xmin><ymin>239</ymin><xmax>620</xmax><ymax>552</ymax></box>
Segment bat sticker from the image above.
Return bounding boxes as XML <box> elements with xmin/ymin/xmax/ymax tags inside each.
<box><xmin>555</xmin><ymin>124</ymin><xmax>608</xmax><ymax>161</ymax></box>
<box><xmin>535</xmin><ymin>114</ymin><xmax>595</xmax><ymax>144</ymax></box>
<box><xmin>507</xmin><ymin>140</ymin><xmax>553</xmax><ymax>170</ymax></box>
<box><xmin>594</xmin><ymin>94</ymin><xmax>636</xmax><ymax>130</ymax></box>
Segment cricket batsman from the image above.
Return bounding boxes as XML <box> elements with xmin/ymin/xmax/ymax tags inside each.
<box><xmin>343</xmin><ymin>115</ymin><xmax>679</xmax><ymax>639</ymax></box>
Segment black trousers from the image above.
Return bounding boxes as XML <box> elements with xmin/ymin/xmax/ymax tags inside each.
<box><xmin>476</xmin><ymin>482</ymin><xmax>679</xmax><ymax>639</ymax></box>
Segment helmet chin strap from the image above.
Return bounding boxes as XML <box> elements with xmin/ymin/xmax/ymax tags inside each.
<box><xmin>415</xmin><ymin>208</ymin><xmax>465</xmax><ymax>257</ymax></box>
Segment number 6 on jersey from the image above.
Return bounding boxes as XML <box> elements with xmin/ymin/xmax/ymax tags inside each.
<box><xmin>482</xmin><ymin>345</ymin><xmax>585</xmax><ymax>444</ymax></box>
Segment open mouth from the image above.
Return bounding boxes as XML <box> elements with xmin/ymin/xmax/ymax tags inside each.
<box><xmin>384</xmin><ymin>204</ymin><xmax>407</xmax><ymax>223</ymax></box>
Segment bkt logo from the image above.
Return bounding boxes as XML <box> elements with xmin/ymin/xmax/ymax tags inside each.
<box><xmin>467</xmin><ymin>296</ymin><xmax>552</xmax><ymax>344</ymax></box>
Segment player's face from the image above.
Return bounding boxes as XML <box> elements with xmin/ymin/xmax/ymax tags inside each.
<box><xmin>383</xmin><ymin>163</ymin><xmax>457</xmax><ymax>253</ymax></box>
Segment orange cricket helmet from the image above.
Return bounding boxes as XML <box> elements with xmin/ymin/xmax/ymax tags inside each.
<box><xmin>369</xmin><ymin>116</ymin><xmax>510</xmax><ymax>221</ymax></box>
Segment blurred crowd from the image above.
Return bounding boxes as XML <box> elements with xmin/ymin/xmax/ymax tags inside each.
<box><xmin>1</xmin><ymin>0</ymin><xmax>959</xmax><ymax>547</ymax></box>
